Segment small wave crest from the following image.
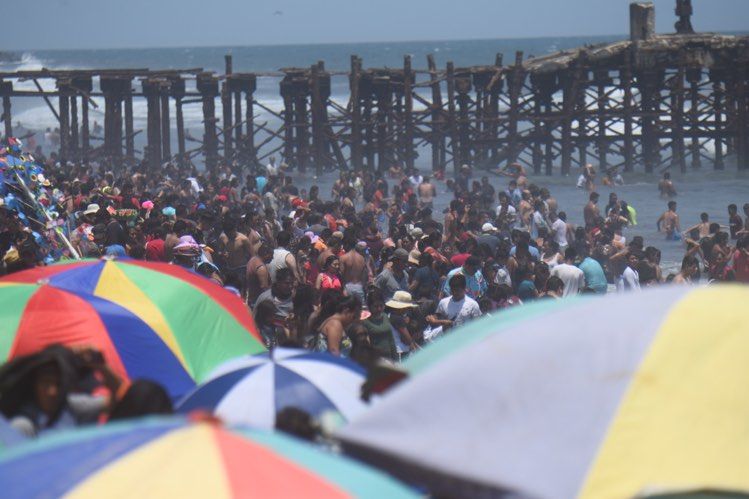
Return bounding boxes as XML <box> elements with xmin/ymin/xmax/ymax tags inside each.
<box><xmin>0</xmin><ymin>52</ymin><xmax>45</xmax><ymax>72</ymax></box>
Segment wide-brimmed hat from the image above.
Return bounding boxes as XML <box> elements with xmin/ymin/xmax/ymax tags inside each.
<box><xmin>173</xmin><ymin>235</ymin><xmax>201</xmax><ymax>256</ymax></box>
<box><xmin>83</xmin><ymin>203</ymin><xmax>100</xmax><ymax>216</ymax></box>
<box><xmin>385</xmin><ymin>290</ymin><xmax>417</xmax><ymax>309</ymax></box>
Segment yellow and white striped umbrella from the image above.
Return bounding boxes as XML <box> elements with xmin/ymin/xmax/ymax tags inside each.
<box><xmin>337</xmin><ymin>285</ymin><xmax>749</xmax><ymax>499</ymax></box>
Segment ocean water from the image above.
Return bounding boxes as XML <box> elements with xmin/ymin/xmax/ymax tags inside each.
<box><xmin>2</xmin><ymin>36</ymin><xmax>748</xmax><ymax>271</ymax></box>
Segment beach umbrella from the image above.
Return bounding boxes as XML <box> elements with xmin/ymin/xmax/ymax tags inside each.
<box><xmin>0</xmin><ymin>258</ymin><xmax>265</xmax><ymax>400</ymax></box>
<box><xmin>0</xmin><ymin>415</ymin><xmax>25</xmax><ymax>449</ymax></box>
<box><xmin>337</xmin><ymin>285</ymin><xmax>749</xmax><ymax>499</ymax></box>
<box><xmin>0</xmin><ymin>416</ymin><xmax>417</xmax><ymax>499</ymax></box>
<box><xmin>177</xmin><ymin>348</ymin><xmax>368</xmax><ymax>429</ymax></box>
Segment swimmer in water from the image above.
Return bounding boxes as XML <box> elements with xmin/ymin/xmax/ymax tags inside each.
<box><xmin>497</xmin><ymin>162</ymin><xmax>527</xmax><ymax>189</ymax></box>
<box><xmin>658</xmin><ymin>172</ymin><xmax>677</xmax><ymax>198</ymax></box>
<box><xmin>657</xmin><ymin>200</ymin><xmax>681</xmax><ymax>241</ymax></box>
<box><xmin>577</xmin><ymin>164</ymin><xmax>596</xmax><ymax>191</ymax></box>
<box><xmin>602</xmin><ymin>166</ymin><xmax>624</xmax><ymax>187</ymax></box>
<box><xmin>684</xmin><ymin>212</ymin><xmax>711</xmax><ymax>240</ymax></box>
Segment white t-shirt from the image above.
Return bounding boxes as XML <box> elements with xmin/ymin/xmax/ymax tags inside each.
<box><xmin>496</xmin><ymin>204</ymin><xmax>517</xmax><ymax>218</ymax></box>
<box><xmin>550</xmin><ymin>263</ymin><xmax>586</xmax><ymax>297</ymax></box>
<box><xmin>436</xmin><ymin>296</ymin><xmax>482</xmax><ymax>329</ymax></box>
<box><xmin>551</xmin><ymin>219</ymin><xmax>568</xmax><ymax>248</ymax></box>
<box><xmin>616</xmin><ymin>266</ymin><xmax>641</xmax><ymax>292</ymax></box>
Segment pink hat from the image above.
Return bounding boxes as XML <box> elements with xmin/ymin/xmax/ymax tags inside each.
<box><xmin>173</xmin><ymin>235</ymin><xmax>201</xmax><ymax>256</ymax></box>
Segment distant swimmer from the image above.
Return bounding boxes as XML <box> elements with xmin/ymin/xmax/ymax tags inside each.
<box><xmin>496</xmin><ymin>162</ymin><xmax>527</xmax><ymax>189</ymax></box>
<box><xmin>576</xmin><ymin>163</ymin><xmax>596</xmax><ymax>192</ymax></box>
<box><xmin>657</xmin><ymin>200</ymin><xmax>682</xmax><ymax>241</ymax></box>
<box><xmin>601</xmin><ymin>166</ymin><xmax>624</xmax><ymax>187</ymax></box>
<box><xmin>658</xmin><ymin>172</ymin><xmax>677</xmax><ymax>198</ymax></box>
<box><xmin>684</xmin><ymin>212</ymin><xmax>712</xmax><ymax>241</ymax></box>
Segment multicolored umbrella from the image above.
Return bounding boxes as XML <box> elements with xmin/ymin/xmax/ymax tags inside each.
<box><xmin>337</xmin><ymin>285</ymin><xmax>749</xmax><ymax>499</ymax></box>
<box><xmin>177</xmin><ymin>348</ymin><xmax>368</xmax><ymax>429</ymax></box>
<box><xmin>0</xmin><ymin>416</ymin><xmax>417</xmax><ymax>498</ymax></box>
<box><xmin>0</xmin><ymin>258</ymin><xmax>265</xmax><ymax>399</ymax></box>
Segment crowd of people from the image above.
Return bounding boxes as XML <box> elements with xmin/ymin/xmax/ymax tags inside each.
<box><xmin>2</xmin><ymin>136</ymin><xmax>749</xmax><ymax>365</ymax></box>
<box><xmin>2</xmin><ymin>133</ymin><xmax>749</xmax><ymax>441</ymax></box>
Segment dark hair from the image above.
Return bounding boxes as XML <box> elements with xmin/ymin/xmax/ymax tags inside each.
<box><xmin>545</xmin><ymin>276</ymin><xmax>564</xmax><ymax>293</ymax></box>
<box><xmin>222</xmin><ymin>218</ymin><xmax>237</xmax><ymax>233</ymax></box>
<box><xmin>276</xmin><ymin>231</ymin><xmax>292</xmax><ymax>247</ymax></box>
<box><xmin>366</xmin><ymin>288</ymin><xmax>385</xmax><ymax>309</ymax></box>
<box><xmin>258</xmin><ymin>243</ymin><xmax>273</xmax><ymax>257</ymax></box>
<box><xmin>564</xmin><ymin>247</ymin><xmax>577</xmax><ymax>261</ymax></box>
<box><xmin>668</xmin><ymin>201</ymin><xmax>677</xmax><ymax>210</ymax></box>
<box><xmin>681</xmin><ymin>254</ymin><xmax>699</xmax><ymax>271</ymax></box>
<box><xmin>274</xmin><ymin>267</ymin><xmax>293</xmax><ymax>283</ymax></box>
<box><xmin>449</xmin><ymin>273</ymin><xmax>467</xmax><ymax>289</ymax></box>
<box><xmin>335</xmin><ymin>295</ymin><xmax>362</xmax><ymax>314</ymax></box>
<box><xmin>323</xmin><ymin>255</ymin><xmax>338</xmax><ymax>271</ymax></box>
<box><xmin>108</xmin><ymin>380</ymin><xmax>172</xmax><ymax>421</ymax></box>
<box><xmin>465</xmin><ymin>255</ymin><xmax>481</xmax><ymax>269</ymax></box>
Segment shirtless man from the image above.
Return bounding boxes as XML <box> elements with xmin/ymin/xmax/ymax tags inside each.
<box><xmin>219</xmin><ymin>218</ymin><xmax>253</xmax><ymax>287</ymax></box>
<box><xmin>657</xmin><ymin>201</ymin><xmax>681</xmax><ymax>241</ymax></box>
<box><xmin>418</xmin><ymin>176</ymin><xmax>436</xmax><ymax>210</ymax></box>
<box><xmin>443</xmin><ymin>200</ymin><xmax>464</xmax><ymax>243</ymax></box>
<box><xmin>245</xmin><ymin>244</ymin><xmax>273</xmax><ymax>304</ymax></box>
<box><xmin>577</xmin><ymin>164</ymin><xmax>596</xmax><ymax>191</ymax></box>
<box><xmin>539</xmin><ymin>188</ymin><xmax>557</xmax><ymax>215</ymax></box>
<box><xmin>245</xmin><ymin>212</ymin><xmax>265</xmax><ymax>257</ymax></box>
<box><xmin>499</xmin><ymin>162</ymin><xmax>527</xmax><ymax>189</ymax></box>
<box><xmin>672</xmin><ymin>254</ymin><xmax>699</xmax><ymax>285</ymax></box>
<box><xmin>339</xmin><ymin>234</ymin><xmax>369</xmax><ymax>304</ymax></box>
<box><xmin>584</xmin><ymin>192</ymin><xmax>600</xmax><ymax>230</ymax></box>
<box><xmin>518</xmin><ymin>191</ymin><xmax>533</xmax><ymax>228</ymax></box>
<box><xmin>684</xmin><ymin>212</ymin><xmax>711</xmax><ymax>240</ymax></box>
<box><xmin>658</xmin><ymin>172</ymin><xmax>677</xmax><ymax>198</ymax></box>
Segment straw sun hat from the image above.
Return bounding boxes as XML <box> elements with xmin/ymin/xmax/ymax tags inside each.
<box><xmin>385</xmin><ymin>291</ymin><xmax>417</xmax><ymax>309</ymax></box>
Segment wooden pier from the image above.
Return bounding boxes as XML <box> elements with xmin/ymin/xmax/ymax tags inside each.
<box><xmin>1</xmin><ymin>1</ymin><xmax>748</xmax><ymax>175</ymax></box>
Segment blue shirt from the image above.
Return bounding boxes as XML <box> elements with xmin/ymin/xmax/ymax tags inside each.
<box><xmin>255</xmin><ymin>176</ymin><xmax>268</xmax><ymax>193</ymax></box>
<box><xmin>578</xmin><ymin>257</ymin><xmax>608</xmax><ymax>294</ymax></box>
<box><xmin>442</xmin><ymin>267</ymin><xmax>487</xmax><ymax>300</ymax></box>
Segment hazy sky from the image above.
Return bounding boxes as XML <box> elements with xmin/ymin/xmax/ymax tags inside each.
<box><xmin>4</xmin><ymin>0</ymin><xmax>748</xmax><ymax>50</ymax></box>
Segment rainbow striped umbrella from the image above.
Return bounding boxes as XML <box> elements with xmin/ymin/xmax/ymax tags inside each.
<box><xmin>337</xmin><ymin>285</ymin><xmax>749</xmax><ymax>499</ymax></box>
<box><xmin>0</xmin><ymin>258</ymin><xmax>265</xmax><ymax>399</ymax></box>
<box><xmin>0</xmin><ymin>416</ymin><xmax>417</xmax><ymax>498</ymax></box>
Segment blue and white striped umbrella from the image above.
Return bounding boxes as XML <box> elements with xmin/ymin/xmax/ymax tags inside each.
<box><xmin>176</xmin><ymin>348</ymin><xmax>368</xmax><ymax>429</ymax></box>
